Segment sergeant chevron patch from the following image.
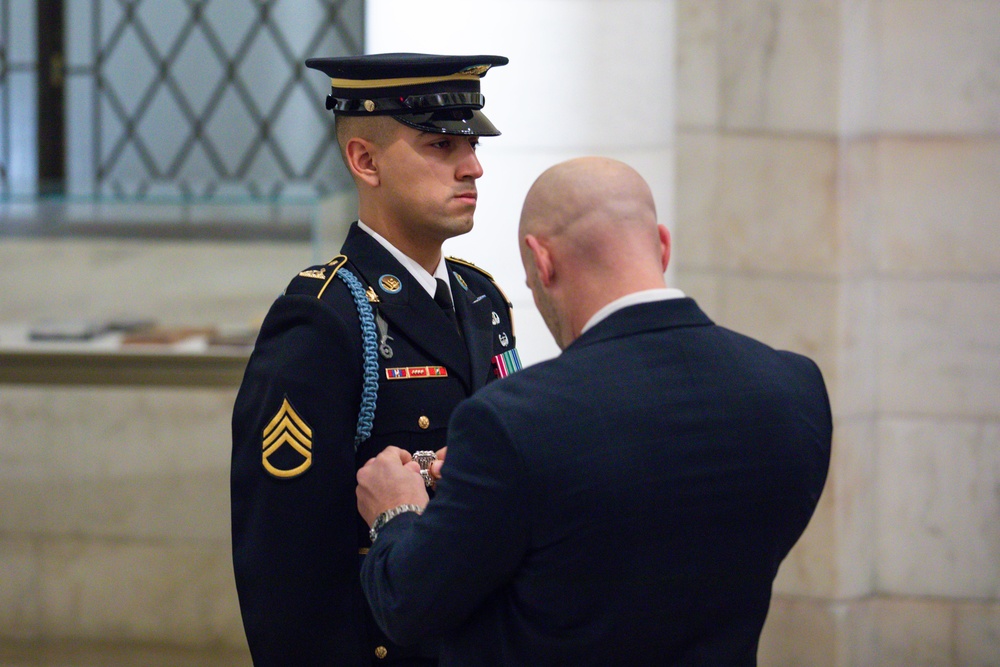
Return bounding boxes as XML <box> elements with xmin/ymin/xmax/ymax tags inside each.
<box><xmin>261</xmin><ymin>397</ymin><xmax>313</xmax><ymax>478</ymax></box>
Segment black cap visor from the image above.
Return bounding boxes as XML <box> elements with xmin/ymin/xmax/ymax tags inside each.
<box><xmin>393</xmin><ymin>108</ymin><xmax>500</xmax><ymax>136</ymax></box>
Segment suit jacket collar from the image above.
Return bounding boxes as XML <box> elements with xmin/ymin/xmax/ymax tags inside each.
<box><xmin>342</xmin><ymin>223</ymin><xmax>473</xmax><ymax>390</ymax></box>
<box><xmin>569</xmin><ymin>298</ymin><xmax>714</xmax><ymax>351</ymax></box>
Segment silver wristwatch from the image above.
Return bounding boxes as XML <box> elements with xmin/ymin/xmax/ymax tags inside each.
<box><xmin>369</xmin><ymin>504</ymin><xmax>424</xmax><ymax>543</ymax></box>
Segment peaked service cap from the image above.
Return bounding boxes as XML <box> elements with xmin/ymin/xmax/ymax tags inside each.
<box><xmin>305</xmin><ymin>52</ymin><xmax>508</xmax><ymax>136</ymax></box>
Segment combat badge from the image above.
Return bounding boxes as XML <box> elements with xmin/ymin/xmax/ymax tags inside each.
<box><xmin>261</xmin><ymin>397</ymin><xmax>313</xmax><ymax>478</ymax></box>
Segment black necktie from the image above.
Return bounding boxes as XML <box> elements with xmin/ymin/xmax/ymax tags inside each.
<box><xmin>434</xmin><ymin>278</ymin><xmax>460</xmax><ymax>334</ymax></box>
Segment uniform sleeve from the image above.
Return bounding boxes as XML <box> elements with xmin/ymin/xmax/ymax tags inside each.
<box><xmin>360</xmin><ymin>393</ymin><xmax>530</xmax><ymax>646</ymax></box>
<box><xmin>231</xmin><ymin>294</ymin><xmax>367</xmax><ymax>666</ymax></box>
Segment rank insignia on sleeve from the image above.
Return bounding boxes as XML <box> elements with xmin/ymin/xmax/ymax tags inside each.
<box><xmin>261</xmin><ymin>397</ymin><xmax>313</xmax><ymax>478</ymax></box>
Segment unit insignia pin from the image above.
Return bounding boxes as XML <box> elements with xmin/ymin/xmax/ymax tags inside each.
<box><xmin>491</xmin><ymin>311</ymin><xmax>500</xmax><ymax>326</ymax></box>
<box><xmin>379</xmin><ymin>275</ymin><xmax>402</xmax><ymax>293</ymax></box>
<box><xmin>453</xmin><ymin>272</ymin><xmax>468</xmax><ymax>291</ymax></box>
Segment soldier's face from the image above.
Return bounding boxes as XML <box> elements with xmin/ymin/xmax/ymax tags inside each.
<box><xmin>377</xmin><ymin>124</ymin><xmax>484</xmax><ymax>244</ymax></box>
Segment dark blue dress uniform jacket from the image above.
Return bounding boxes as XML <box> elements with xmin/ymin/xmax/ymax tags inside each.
<box><xmin>231</xmin><ymin>222</ymin><xmax>516</xmax><ymax>666</ymax></box>
<box><xmin>361</xmin><ymin>298</ymin><xmax>832</xmax><ymax>666</ymax></box>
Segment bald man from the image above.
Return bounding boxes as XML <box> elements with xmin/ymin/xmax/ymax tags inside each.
<box><xmin>356</xmin><ymin>157</ymin><xmax>832</xmax><ymax>666</ymax></box>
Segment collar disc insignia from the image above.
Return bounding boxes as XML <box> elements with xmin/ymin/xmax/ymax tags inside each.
<box><xmin>379</xmin><ymin>274</ymin><xmax>402</xmax><ymax>293</ymax></box>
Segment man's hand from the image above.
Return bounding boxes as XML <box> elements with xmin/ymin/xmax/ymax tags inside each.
<box><xmin>429</xmin><ymin>446</ymin><xmax>447</xmax><ymax>484</ymax></box>
<box><xmin>357</xmin><ymin>447</ymin><xmax>430</xmax><ymax>526</ymax></box>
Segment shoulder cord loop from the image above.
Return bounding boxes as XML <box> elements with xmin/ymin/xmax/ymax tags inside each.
<box><xmin>336</xmin><ymin>268</ymin><xmax>378</xmax><ymax>448</ymax></box>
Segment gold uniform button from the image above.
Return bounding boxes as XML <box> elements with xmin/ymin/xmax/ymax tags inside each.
<box><xmin>375</xmin><ymin>645</ymin><xmax>388</xmax><ymax>659</ymax></box>
<box><xmin>418</xmin><ymin>416</ymin><xmax>430</xmax><ymax>430</ymax></box>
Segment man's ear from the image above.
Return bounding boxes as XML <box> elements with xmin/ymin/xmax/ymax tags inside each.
<box><xmin>658</xmin><ymin>224</ymin><xmax>671</xmax><ymax>273</ymax></box>
<box><xmin>524</xmin><ymin>234</ymin><xmax>555</xmax><ymax>288</ymax></box>
<box><xmin>344</xmin><ymin>138</ymin><xmax>379</xmax><ymax>187</ymax></box>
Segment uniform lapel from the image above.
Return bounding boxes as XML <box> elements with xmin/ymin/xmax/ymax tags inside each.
<box><xmin>342</xmin><ymin>225</ymin><xmax>473</xmax><ymax>391</ymax></box>
<box><xmin>448</xmin><ymin>264</ymin><xmax>495</xmax><ymax>391</ymax></box>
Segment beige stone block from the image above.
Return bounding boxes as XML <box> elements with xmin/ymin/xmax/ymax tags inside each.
<box><xmin>869</xmin><ymin>597</ymin><xmax>954</xmax><ymax>667</ymax></box>
<box><xmin>0</xmin><ymin>387</ymin><xmax>233</xmax><ymax>540</ymax></box>
<box><xmin>876</xmin><ymin>138</ymin><xmax>1000</xmax><ymax>275</ymax></box>
<box><xmin>0</xmin><ymin>387</ymin><xmax>235</xmax><ymax>480</ymax></box>
<box><xmin>839</xmin><ymin>0</ymin><xmax>882</xmax><ymax>136</ymax></box>
<box><xmin>675</xmin><ymin>133</ymin><xmax>840</xmax><ymax>274</ymax></box>
<box><xmin>0</xmin><ymin>538</ymin><xmax>41</xmax><ymax>639</ymax></box>
<box><xmin>876</xmin><ymin>419</ymin><xmax>1000</xmax><ymax>598</ymax></box>
<box><xmin>38</xmin><ymin>537</ymin><xmax>245</xmax><ymax>648</ymax></box>
<box><xmin>956</xmin><ymin>601</ymin><xmax>1000</xmax><ymax>667</ymax></box>
<box><xmin>0</xmin><ymin>238</ymin><xmax>310</xmax><ymax>326</ymax></box>
<box><xmin>758</xmin><ymin>596</ymin><xmax>874</xmax><ymax>667</ymax></box>
<box><xmin>878</xmin><ymin>0</ymin><xmax>1000</xmax><ymax>134</ymax></box>
<box><xmin>709</xmin><ymin>274</ymin><xmax>839</xmax><ymax>368</ymax></box>
<box><xmin>677</xmin><ymin>0</ymin><xmax>720</xmax><ymax>128</ymax></box>
<box><xmin>878</xmin><ymin>280</ymin><xmax>1000</xmax><ymax>419</ymax></box>
<box><xmin>775</xmin><ymin>417</ymin><xmax>877</xmax><ymax>599</ymax></box>
<box><xmin>718</xmin><ymin>0</ymin><xmax>841</xmax><ymax>133</ymax></box>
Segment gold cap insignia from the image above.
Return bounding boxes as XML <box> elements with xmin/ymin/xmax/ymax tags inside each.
<box><xmin>379</xmin><ymin>274</ymin><xmax>402</xmax><ymax>293</ymax></box>
<box><xmin>364</xmin><ymin>99</ymin><xmax>376</xmax><ymax>112</ymax></box>
<box><xmin>262</xmin><ymin>397</ymin><xmax>313</xmax><ymax>478</ymax></box>
<box><xmin>298</xmin><ymin>268</ymin><xmax>326</xmax><ymax>279</ymax></box>
<box><xmin>460</xmin><ymin>64</ymin><xmax>491</xmax><ymax>76</ymax></box>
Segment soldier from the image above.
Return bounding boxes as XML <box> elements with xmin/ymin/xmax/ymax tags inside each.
<box><xmin>231</xmin><ymin>53</ymin><xmax>519</xmax><ymax>666</ymax></box>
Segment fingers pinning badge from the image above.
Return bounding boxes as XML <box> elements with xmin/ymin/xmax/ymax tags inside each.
<box><xmin>412</xmin><ymin>450</ymin><xmax>437</xmax><ymax>488</ymax></box>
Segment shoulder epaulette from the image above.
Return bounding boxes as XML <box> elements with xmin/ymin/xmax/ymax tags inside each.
<box><xmin>447</xmin><ymin>256</ymin><xmax>494</xmax><ymax>281</ymax></box>
<box><xmin>314</xmin><ymin>255</ymin><xmax>348</xmax><ymax>300</ymax></box>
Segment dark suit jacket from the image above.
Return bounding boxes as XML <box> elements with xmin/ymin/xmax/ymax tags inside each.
<box><xmin>362</xmin><ymin>297</ymin><xmax>832</xmax><ymax>666</ymax></box>
<box><xmin>231</xmin><ymin>223</ymin><xmax>516</xmax><ymax>666</ymax></box>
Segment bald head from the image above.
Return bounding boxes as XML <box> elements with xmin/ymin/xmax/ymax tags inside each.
<box><xmin>519</xmin><ymin>157</ymin><xmax>661</xmax><ymax>268</ymax></box>
<box><xmin>518</xmin><ymin>157</ymin><xmax>671</xmax><ymax>349</ymax></box>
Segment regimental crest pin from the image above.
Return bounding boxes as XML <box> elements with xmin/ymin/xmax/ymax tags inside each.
<box><xmin>298</xmin><ymin>268</ymin><xmax>326</xmax><ymax>279</ymax></box>
<box><xmin>453</xmin><ymin>272</ymin><xmax>469</xmax><ymax>291</ymax></box>
<box><xmin>261</xmin><ymin>397</ymin><xmax>313</xmax><ymax>478</ymax></box>
<box><xmin>379</xmin><ymin>274</ymin><xmax>402</xmax><ymax>293</ymax></box>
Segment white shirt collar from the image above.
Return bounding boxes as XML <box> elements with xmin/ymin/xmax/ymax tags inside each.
<box><xmin>581</xmin><ymin>287</ymin><xmax>686</xmax><ymax>335</ymax></box>
<box><xmin>358</xmin><ymin>220</ymin><xmax>451</xmax><ymax>300</ymax></box>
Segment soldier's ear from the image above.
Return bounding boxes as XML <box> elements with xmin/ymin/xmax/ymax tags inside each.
<box><xmin>345</xmin><ymin>138</ymin><xmax>380</xmax><ymax>187</ymax></box>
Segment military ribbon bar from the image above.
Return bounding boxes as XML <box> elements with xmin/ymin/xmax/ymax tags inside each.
<box><xmin>385</xmin><ymin>366</ymin><xmax>449</xmax><ymax>380</ymax></box>
<box><xmin>491</xmin><ymin>349</ymin><xmax>522</xmax><ymax>379</ymax></box>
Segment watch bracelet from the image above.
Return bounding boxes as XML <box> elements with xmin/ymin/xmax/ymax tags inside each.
<box><xmin>369</xmin><ymin>503</ymin><xmax>424</xmax><ymax>543</ymax></box>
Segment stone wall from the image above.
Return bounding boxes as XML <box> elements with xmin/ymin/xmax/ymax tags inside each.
<box><xmin>675</xmin><ymin>1</ymin><xmax>1000</xmax><ymax>664</ymax></box>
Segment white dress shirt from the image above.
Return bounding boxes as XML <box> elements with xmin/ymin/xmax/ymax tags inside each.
<box><xmin>580</xmin><ymin>287</ymin><xmax>687</xmax><ymax>335</ymax></box>
<box><xmin>358</xmin><ymin>221</ymin><xmax>453</xmax><ymax>302</ymax></box>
